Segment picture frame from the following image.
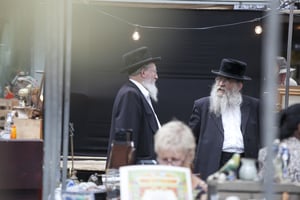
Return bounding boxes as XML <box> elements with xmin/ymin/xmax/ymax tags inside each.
<box><xmin>120</xmin><ymin>165</ymin><xmax>193</xmax><ymax>200</ymax></box>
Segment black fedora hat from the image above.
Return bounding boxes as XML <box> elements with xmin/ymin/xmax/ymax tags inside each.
<box><xmin>211</xmin><ymin>58</ymin><xmax>252</xmax><ymax>81</ymax></box>
<box><xmin>121</xmin><ymin>46</ymin><xmax>161</xmax><ymax>74</ymax></box>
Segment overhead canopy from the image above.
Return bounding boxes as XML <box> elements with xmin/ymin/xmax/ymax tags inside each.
<box><xmin>73</xmin><ymin>0</ymin><xmax>269</xmax><ymax>10</ymax></box>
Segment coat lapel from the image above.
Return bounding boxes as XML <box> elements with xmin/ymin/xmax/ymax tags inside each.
<box><xmin>142</xmin><ymin>96</ymin><xmax>158</xmax><ymax>133</ymax></box>
<box><xmin>129</xmin><ymin>81</ymin><xmax>159</xmax><ymax>133</ymax></box>
<box><xmin>241</xmin><ymin>97</ymin><xmax>250</xmax><ymax>135</ymax></box>
<box><xmin>211</xmin><ymin>113</ymin><xmax>223</xmax><ymax>134</ymax></box>
<box><xmin>210</xmin><ymin>96</ymin><xmax>250</xmax><ymax>136</ymax></box>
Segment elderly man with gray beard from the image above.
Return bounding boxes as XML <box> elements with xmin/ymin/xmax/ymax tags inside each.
<box><xmin>188</xmin><ymin>58</ymin><xmax>261</xmax><ymax>180</ymax></box>
<box><xmin>106</xmin><ymin>46</ymin><xmax>161</xmax><ymax>167</ymax></box>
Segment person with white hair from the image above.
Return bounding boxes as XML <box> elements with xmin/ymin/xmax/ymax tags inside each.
<box><xmin>106</xmin><ymin>46</ymin><xmax>161</xmax><ymax>167</ymax></box>
<box><xmin>154</xmin><ymin>120</ymin><xmax>207</xmax><ymax>200</ymax></box>
<box><xmin>188</xmin><ymin>58</ymin><xmax>261</xmax><ymax>180</ymax></box>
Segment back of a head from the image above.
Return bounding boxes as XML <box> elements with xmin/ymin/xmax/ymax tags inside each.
<box><xmin>154</xmin><ymin>120</ymin><xmax>195</xmax><ymax>155</ymax></box>
<box><xmin>279</xmin><ymin>103</ymin><xmax>300</xmax><ymax>140</ymax></box>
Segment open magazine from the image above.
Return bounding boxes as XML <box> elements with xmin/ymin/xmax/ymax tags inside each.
<box><xmin>120</xmin><ymin>165</ymin><xmax>193</xmax><ymax>200</ymax></box>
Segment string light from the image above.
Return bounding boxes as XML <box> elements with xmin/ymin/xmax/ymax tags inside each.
<box><xmin>132</xmin><ymin>26</ymin><xmax>140</xmax><ymax>41</ymax></box>
<box><xmin>255</xmin><ymin>25</ymin><xmax>263</xmax><ymax>34</ymax></box>
<box><xmin>88</xmin><ymin>2</ymin><xmax>300</xmax><ymax>32</ymax></box>
<box><xmin>90</xmin><ymin>6</ymin><xmax>271</xmax><ymax>32</ymax></box>
<box><xmin>88</xmin><ymin>3</ymin><xmax>300</xmax><ymax>40</ymax></box>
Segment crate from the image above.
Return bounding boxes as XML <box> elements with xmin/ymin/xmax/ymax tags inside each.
<box><xmin>14</xmin><ymin>118</ymin><xmax>43</xmax><ymax>139</ymax></box>
<box><xmin>0</xmin><ymin>98</ymin><xmax>19</xmax><ymax>110</ymax></box>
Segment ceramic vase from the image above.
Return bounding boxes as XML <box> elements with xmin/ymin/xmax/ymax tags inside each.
<box><xmin>238</xmin><ymin>158</ymin><xmax>258</xmax><ymax>181</ymax></box>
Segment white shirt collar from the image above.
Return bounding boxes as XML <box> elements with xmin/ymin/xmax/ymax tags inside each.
<box><xmin>129</xmin><ymin>79</ymin><xmax>150</xmax><ymax>99</ymax></box>
<box><xmin>129</xmin><ymin>79</ymin><xmax>161</xmax><ymax>128</ymax></box>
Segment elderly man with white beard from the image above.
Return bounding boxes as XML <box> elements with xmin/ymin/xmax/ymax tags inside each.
<box><xmin>188</xmin><ymin>58</ymin><xmax>261</xmax><ymax>180</ymax></box>
<box><xmin>106</xmin><ymin>46</ymin><xmax>161</xmax><ymax>167</ymax></box>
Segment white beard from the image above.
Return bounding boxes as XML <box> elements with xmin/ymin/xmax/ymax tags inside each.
<box><xmin>142</xmin><ymin>79</ymin><xmax>158</xmax><ymax>102</ymax></box>
<box><xmin>209</xmin><ymin>83</ymin><xmax>242</xmax><ymax>116</ymax></box>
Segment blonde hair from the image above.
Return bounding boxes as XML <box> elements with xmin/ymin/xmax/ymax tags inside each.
<box><xmin>154</xmin><ymin>120</ymin><xmax>196</xmax><ymax>161</ymax></box>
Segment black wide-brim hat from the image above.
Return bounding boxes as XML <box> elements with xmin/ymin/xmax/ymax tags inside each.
<box><xmin>121</xmin><ymin>46</ymin><xmax>161</xmax><ymax>74</ymax></box>
<box><xmin>211</xmin><ymin>58</ymin><xmax>252</xmax><ymax>81</ymax></box>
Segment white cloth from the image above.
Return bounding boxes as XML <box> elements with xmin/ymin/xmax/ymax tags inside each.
<box><xmin>221</xmin><ymin>106</ymin><xmax>244</xmax><ymax>153</ymax></box>
<box><xmin>287</xmin><ymin>78</ymin><xmax>298</xmax><ymax>86</ymax></box>
<box><xmin>129</xmin><ymin>79</ymin><xmax>161</xmax><ymax>128</ymax></box>
<box><xmin>258</xmin><ymin>137</ymin><xmax>300</xmax><ymax>183</ymax></box>
<box><xmin>145</xmin><ymin>95</ymin><xmax>161</xmax><ymax>128</ymax></box>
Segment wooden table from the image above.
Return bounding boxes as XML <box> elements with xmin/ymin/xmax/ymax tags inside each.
<box><xmin>207</xmin><ymin>180</ymin><xmax>300</xmax><ymax>200</ymax></box>
<box><xmin>60</xmin><ymin>156</ymin><xmax>107</xmax><ymax>182</ymax></box>
<box><xmin>60</xmin><ymin>157</ymin><xmax>106</xmax><ymax>171</ymax></box>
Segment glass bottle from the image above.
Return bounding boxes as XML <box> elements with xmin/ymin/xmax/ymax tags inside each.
<box><xmin>10</xmin><ymin>124</ymin><xmax>17</xmax><ymax>139</ymax></box>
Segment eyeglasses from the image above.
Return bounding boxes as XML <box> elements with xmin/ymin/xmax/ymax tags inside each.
<box><xmin>157</xmin><ymin>157</ymin><xmax>185</xmax><ymax>166</ymax></box>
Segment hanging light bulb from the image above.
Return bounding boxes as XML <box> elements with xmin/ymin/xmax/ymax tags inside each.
<box><xmin>254</xmin><ymin>25</ymin><xmax>263</xmax><ymax>35</ymax></box>
<box><xmin>132</xmin><ymin>31</ymin><xmax>140</xmax><ymax>41</ymax></box>
<box><xmin>132</xmin><ymin>26</ymin><xmax>140</xmax><ymax>41</ymax></box>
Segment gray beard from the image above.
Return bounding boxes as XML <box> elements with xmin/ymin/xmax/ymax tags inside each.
<box><xmin>209</xmin><ymin>83</ymin><xmax>242</xmax><ymax>116</ymax></box>
<box><xmin>142</xmin><ymin>80</ymin><xmax>158</xmax><ymax>102</ymax></box>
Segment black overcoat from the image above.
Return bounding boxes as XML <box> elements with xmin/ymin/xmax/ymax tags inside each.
<box><xmin>188</xmin><ymin>95</ymin><xmax>260</xmax><ymax>180</ymax></box>
<box><xmin>107</xmin><ymin>81</ymin><xmax>159</xmax><ymax>164</ymax></box>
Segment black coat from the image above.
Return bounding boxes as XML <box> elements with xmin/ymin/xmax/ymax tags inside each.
<box><xmin>107</xmin><ymin>81</ymin><xmax>159</xmax><ymax>164</ymax></box>
<box><xmin>188</xmin><ymin>95</ymin><xmax>260</xmax><ymax>180</ymax></box>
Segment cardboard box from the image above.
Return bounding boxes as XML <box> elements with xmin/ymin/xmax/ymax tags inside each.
<box><xmin>0</xmin><ymin>98</ymin><xmax>19</xmax><ymax>110</ymax></box>
<box><xmin>13</xmin><ymin>118</ymin><xmax>42</xmax><ymax>139</ymax></box>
